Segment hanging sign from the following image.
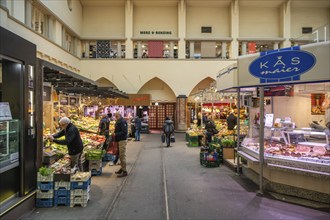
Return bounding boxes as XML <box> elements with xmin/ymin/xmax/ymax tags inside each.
<box><xmin>249</xmin><ymin>47</ymin><xmax>316</xmax><ymax>83</ymax></box>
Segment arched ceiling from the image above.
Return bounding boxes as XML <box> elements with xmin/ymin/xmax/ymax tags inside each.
<box><xmin>96</xmin><ymin>77</ymin><xmax>118</xmax><ymax>89</ymax></box>
<box><xmin>138</xmin><ymin>77</ymin><xmax>176</xmax><ymax>102</ymax></box>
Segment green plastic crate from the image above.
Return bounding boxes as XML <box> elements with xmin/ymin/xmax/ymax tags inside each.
<box><xmin>85</xmin><ymin>150</ymin><xmax>104</xmax><ymax>160</ymax></box>
<box><xmin>188</xmin><ymin>141</ymin><xmax>199</xmax><ymax>147</ymax></box>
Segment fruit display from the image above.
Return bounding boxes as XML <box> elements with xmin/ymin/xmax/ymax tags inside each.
<box><xmin>71</xmin><ymin>117</ymin><xmax>99</xmax><ymax>133</ymax></box>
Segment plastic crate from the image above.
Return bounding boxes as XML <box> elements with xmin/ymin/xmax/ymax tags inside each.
<box><xmin>189</xmin><ymin>135</ymin><xmax>199</xmax><ymax>142</ymax></box>
<box><xmin>70</xmin><ymin>178</ymin><xmax>91</xmax><ymax>190</ymax></box>
<box><xmin>36</xmin><ymin>189</ymin><xmax>54</xmax><ymax>199</ymax></box>
<box><xmin>37</xmin><ymin>182</ymin><xmax>54</xmax><ymax>191</ymax></box>
<box><xmin>88</xmin><ymin>160</ymin><xmax>102</xmax><ymax>171</ymax></box>
<box><xmin>91</xmin><ymin>167</ymin><xmax>102</xmax><ymax>176</ymax></box>
<box><xmin>37</xmin><ymin>172</ymin><xmax>54</xmax><ymax>182</ymax></box>
<box><xmin>54</xmin><ymin>189</ymin><xmax>70</xmax><ymax>197</ymax></box>
<box><xmin>102</xmin><ymin>153</ymin><xmax>114</xmax><ymax>162</ymax></box>
<box><xmin>36</xmin><ymin>198</ymin><xmax>53</xmax><ymax>208</ymax></box>
<box><xmin>54</xmin><ymin>181</ymin><xmax>71</xmax><ymax>190</ymax></box>
<box><xmin>188</xmin><ymin>141</ymin><xmax>199</xmax><ymax>147</ymax></box>
<box><xmin>54</xmin><ymin>195</ymin><xmax>70</xmax><ymax>206</ymax></box>
<box><xmin>201</xmin><ymin>159</ymin><xmax>221</xmax><ymax>168</ymax></box>
<box><xmin>70</xmin><ymin>194</ymin><xmax>90</xmax><ymax>207</ymax></box>
<box><xmin>71</xmin><ymin>172</ymin><xmax>91</xmax><ymax>182</ymax></box>
<box><xmin>54</xmin><ymin>173</ymin><xmax>71</xmax><ymax>182</ymax></box>
<box><xmin>70</xmin><ymin>186</ymin><xmax>90</xmax><ymax>197</ymax></box>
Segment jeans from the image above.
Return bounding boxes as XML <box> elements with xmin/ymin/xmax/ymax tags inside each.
<box><xmin>135</xmin><ymin>129</ymin><xmax>141</xmax><ymax>141</ymax></box>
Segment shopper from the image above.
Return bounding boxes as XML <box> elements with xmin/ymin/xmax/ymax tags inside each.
<box><xmin>98</xmin><ymin>114</ymin><xmax>110</xmax><ymax>138</ymax></box>
<box><xmin>48</xmin><ymin>117</ymin><xmax>83</xmax><ymax>172</ymax></box>
<box><xmin>134</xmin><ymin>116</ymin><xmax>142</xmax><ymax>141</ymax></box>
<box><xmin>113</xmin><ymin>112</ymin><xmax>128</xmax><ymax>177</ymax></box>
<box><xmin>163</xmin><ymin>116</ymin><xmax>174</xmax><ymax>147</ymax></box>
<box><xmin>227</xmin><ymin>111</ymin><xmax>237</xmax><ymax>130</ymax></box>
<box><xmin>205</xmin><ymin>116</ymin><xmax>218</xmax><ymax>144</ymax></box>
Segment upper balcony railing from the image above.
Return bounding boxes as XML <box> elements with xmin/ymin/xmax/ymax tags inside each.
<box><xmin>291</xmin><ymin>24</ymin><xmax>329</xmax><ymax>46</ymax></box>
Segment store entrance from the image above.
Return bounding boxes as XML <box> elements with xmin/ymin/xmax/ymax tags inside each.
<box><xmin>148</xmin><ymin>103</ymin><xmax>175</xmax><ymax>130</ymax></box>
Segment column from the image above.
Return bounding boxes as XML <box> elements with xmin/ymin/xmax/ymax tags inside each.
<box><xmin>117</xmin><ymin>41</ymin><xmax>122</xmax><ymax>58</ymax></box>
<box><xmin>176</xmin><ymin>95</ymin><xmax>188</xmax><ymax>131</ymax></box>
<box><xmin>230</xmin><ymin>0</ymin><xmax>239</xmax><ymax>59</ymax></box>
<box><xmin>178</xmin><ymin>0</ymin><xmax>186</xmax><ymax>59</ymax></box>
<box><xmin>25</xmin><ymin>0</ymin><xmax>32</xmax><ymax>28</ymax></box>
<box><xmin>281</xmin><ymin>0</ymin><xmax>291</xmax><ymax>48</ymax></box>
<box><xmin>169</xmin><ymin>41</ymin><xmax>174</xmax><ymax>58</ymax></box>
<box><xmin>273</xmin><ymin>42</ymin><xmax>279</xmax><ymax>50</ymax></box>
<box><xmin>137</xmin><ymin>41</ymin><xmax>142</xmax><ymax>58</ymax></box>
<box><xmin>221</xmin><ymin>42</ymin><xmax>227</xmax><ymax>59</ymax></box>
<box><xmin>241</xmin><ymin>42</ymin><xmax>247</xmax><ymax>55</ymax></box>
<box><xmin>125</xmin><ymin>0</ymin><xmax>133</xmax><ymax>59</ymax></box>
<box><xmin>189</xmin><ymin>41</ymin><xmax>194</xmax><ymax>58</ymax></box>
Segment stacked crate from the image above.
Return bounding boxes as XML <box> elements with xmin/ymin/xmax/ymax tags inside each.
<box><xmin>188</xmin><ymin>135</ymin><xmax>199</xmax><ymax>147</ymax></box>
<box><xmin>36</xmin><ymin>173</ymin><xmax>54</xmax><ymax>207</ymax></box>
<box><xmin>70</xmin><ymin>172</ymin><xmax>91</xmax><ymax>207</ymax></box>
<box><xmin>86</xmin><ymin>149</ymin><xmax>103</xmax><ymax>176</ymax></box>
<box><xmin>53</xmin><ymin>173</ymin><xmax>71</xmax><ymax>206</ymax></box>
<box><xmin>89</xmin><ymin>159</ymin><xmax>102</xmax><ymax>176</ymax></box>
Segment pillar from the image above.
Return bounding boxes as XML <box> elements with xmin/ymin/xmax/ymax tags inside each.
<box><xmin>273</xmin><ymin>42</ymin><xmax>279</xmax><ymax>50</ymax></box>
<box><xmin>176</xmin><ymin>95</ymin><xmax>188</xmax><ymax>131</ymax></box>
<box><xmin>221</xmin><ymin>42</ymin><xmax>227</xmax><ymax>59</ymax></box>
<box><xmin>178</xmin><ymin>0</ymin><xmax>186</xmax><ymax>59</ymax></box>
<box><xmin>125</xmin><ymin>0</ymin><xmax>133</xmax><ymax>58</ymax></box>
<box><xmin>117</xmin><ymin>41</ymin><xmax>122</xmax><ymax>58</ymax></box>
<box><xmin>25</xmin><ymin>0</ymin><xmax>32</xmax><ymax>28</ymax></box>
<box><xmin>137</xmin><ymin>41</ymin><xmax>142</xmax><ymax>58</ymax></box>
<box><xmin>169</xmin><ymin>41</ymin><xmax>174</xmax><ymax>58</ymax></box>
<box><xmin>189</xmin><ymin>41</ymin><xmax>195</xmax><ymax>58</ymax></box>
<box><xmin>230</xmin><ymin>0</ymin><xmax>239</xmax><ymax>59</ymax></box>
<box><xmin>281</xmin><ymin>0</ymin><xmax>291</xmax><ymax>48</ymax></box>
<box><xmin>241</xmin><ymin>42</ymin><xmax>247</xmax><ymax>55</ymax></box>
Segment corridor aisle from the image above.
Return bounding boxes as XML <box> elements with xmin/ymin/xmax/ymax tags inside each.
<box><xmin>21</xmin><ymin>133</ymin><xmax>329</xmax><ymax>220</ymax></box>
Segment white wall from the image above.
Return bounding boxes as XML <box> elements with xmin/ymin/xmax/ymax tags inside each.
<box><xmin>138</xmin><ymin>78</ymin><xmax>177</xmax><ymax>102</ymax></box>
<box><xmin>40</xmin><ymin>0</ymin><xmax>83</xmax><ymax>35</ymax></box>
<box><xmin>273</xmin><ymin>95</ymin><xmax>326</xmax><ymax>128</ymax></box>
<box><xmin>80</xmin><ymin>59</ymin><xmax>235</xmax><ymax>96</ymax></box>
<box><xmin>133</xmin><ymin>6</ymin><xmax>177</xmax><ymax>37</ymax></box>
<box><xmin>186</xmin><ymin>6</ymin><xmax>230</xmax><ymax>37</ymax></box>
<box><xmin>82</xmin><ymin>6</ymin><xmax>125</xmax><ymax>38</ymax></box>
<box><xmin>239</xmin><ymin>7</ymin><xmax>280</xmax><ymax>38</ymax></box>
<box><xmin>291</xmin><ymin>7</ymin><xmax>330</xmax><ymax>38</ymax></box>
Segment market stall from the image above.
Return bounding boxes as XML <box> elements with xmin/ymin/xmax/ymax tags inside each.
<box><xmin>235</xmin><ymin>42</ymin><xmax>330</xmax><ymax>204</ymax></box>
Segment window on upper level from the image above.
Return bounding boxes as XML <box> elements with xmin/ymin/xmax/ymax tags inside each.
<box><xmin>31</xmin><ymin>7</ymin><xmax>46</xmax><ymax>36</ymax></box>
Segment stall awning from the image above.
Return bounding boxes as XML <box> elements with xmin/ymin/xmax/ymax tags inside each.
<box><xmin>42</xmin><ymin>60</ymin><xmax>128</xmax><ymax>99</ymax></box>
<box><xmin>216</xmin><ymin>63</ymin><xmax>238</xmax><ymax>91</ymax></box>
<box><xmin>237</xmin><ymin>41</ymin><xmax>330</xmax><ymax>87</ymax></box>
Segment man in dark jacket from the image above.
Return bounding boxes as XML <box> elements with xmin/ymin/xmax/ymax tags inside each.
<box><xmin>134</xmin><ymin>116</ymin><xmax>142</xmax><ymax>141</ymax></box>
<box><xmin>48</xmin><ymin>117</ymin><xmax>83</xmax><ymax>172</ymax></box>
<box><xmin>205</xmin><ymin>116</ymin><xmax>217</xmax><ymax>144</ymax></box>
<box><xmin>98</xmin><ymin>114</ymin><xmax>110</xmax><ymax>138</ymax></box>
<box><xmin>227</xmin><ymin>112</ymin><xmax>237</xmax><ymax>130</ymax></box>
<box><xmin>113</xmin><ymin>112</ymin><xmax>128</xmax><ymax>177</ymax></box>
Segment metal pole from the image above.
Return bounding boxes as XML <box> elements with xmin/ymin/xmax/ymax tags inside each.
<box><xmin>258</xmin><ymin>87</ymin><xmax>265</xmax><ymax>194</ymax></box>
<box><xmin>236</xmin><ymin>88</ymin><xmax>241</xmax><ymax>175</ymax></box>
<box><xmin>201</xmin><ymin>92</ymin><xmax>204</xmax><ymax>127</ymax></box>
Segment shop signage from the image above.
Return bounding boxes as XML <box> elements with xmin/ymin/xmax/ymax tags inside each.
<box><xmin>249</xmin><ymin>47</ymin><xmax>316</xmax><ymax>83</ymax></box>
<box><xmin>117</xmin><ymin>94</ymin><xmax>151</xmax><ymax>106</ymax></box>
<box><xmin>140</xmin><ymin>31</ymin><xmax>172</xmax><ymax>35</ymax></box>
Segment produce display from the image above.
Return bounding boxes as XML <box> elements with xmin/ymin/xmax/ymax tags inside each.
<box><xmin>71</xmin><ymin>117</ymin><xmax>99</xmax><ymax>133</ymax></box>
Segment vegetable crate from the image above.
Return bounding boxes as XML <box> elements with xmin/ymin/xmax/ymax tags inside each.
<box><xmin>36</xmin><ymin>198</ymin><xmax>53</xmax><ymax>208</ymax></box>
<box><xmin>200</xmin><ymin>148</ymin><xmax>222</xmax><ymax>168</ymax></box>
<box><xmin>85</xmin><ymin>149</ymin><xmax>104</xmax><ymax>160</ymax></box>
<box><xmin>54</xmin><ymin>189</ymin><xmax>70</xmax><ymax>206</ymax></box>
<box><xmin>102</xmin><ymin>153</ymin><xmax>114</xmax><ymax>162</ymax></box>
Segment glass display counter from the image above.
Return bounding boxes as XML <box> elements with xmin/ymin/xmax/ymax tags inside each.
<box><xmin>0</xmin><ymin>119</ymin><xmax>20</xmax><ymax>173</ymax></box>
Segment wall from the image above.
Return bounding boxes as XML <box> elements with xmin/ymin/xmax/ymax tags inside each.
<box><xmin>138</xmin><ymin>78</ymin><xmax>177</xmax><ymax>102</ymax></box>
<box><xmin>80</xmin><ymin>59</ymin><xmax>236</xmax><ymax>96</ymax></box>
<box><xmin>40</xmin><ymin>0</ymin><xmax>83</xmax><ymax>35</ymax></box>
<box><xmin>82</xmin><ymin>6</ymin><xmax>125</xmax><ymax>38</ymax></box>
<box><xmin>291</xmin><ymin>7</ymin><xmax>330</xmax><ymax>38</ymax></box>
<box><xmin>186</xmin><ymin>6</ymin><xmax>230</xmax><ymax>37</ymax></box>
<box><xmin>273</xmin><ymin>95</ymin><xmax>326</xmax><ymax>128</ymax></box>
<box><xmin>239</xmin><ymin>7</ymin><xmax>280</xmax><ymax>38</ymax></box>
<box><xmin>133</xmin><ymin>6</ymin><xmax>177</xmax><ymax>37</ymax></box>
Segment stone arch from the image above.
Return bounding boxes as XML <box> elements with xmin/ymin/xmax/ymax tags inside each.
<box><xmin>137</xmin><ymin>77</ymin><xmax>176</xmax><ymax>102</ymax></box>
<box><xmin>188</xmin><ymin>77</ymin><xmax>216</xmax><ymax>102</ymax></box>
<box><xmin>96</xmin><ymin>77</ymin><xmax>118</xmax><ymax>89</ymax></box>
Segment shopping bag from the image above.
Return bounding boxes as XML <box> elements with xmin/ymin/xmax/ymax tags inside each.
<box><xmin>170</xmin><ymin>135</ymin><xmax>175</xmax><ymax>143</ymax></box>
<box><xmin>108</xmin><ymin>141</ymin><xmax>119</xmax><ymax>155</ymax></box>
<box><xmin>161</xmin><ymin>133</ymin><xmax>165</xmax><ymax>143</ymax></box>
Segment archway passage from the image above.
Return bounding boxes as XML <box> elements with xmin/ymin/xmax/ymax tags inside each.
<box><xmin>138</xmin><ymin>77</ymin><xmax>176</xmax><ymax>130</ymax></box>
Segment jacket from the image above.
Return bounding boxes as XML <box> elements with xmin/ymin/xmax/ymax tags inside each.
<box><xmin>205</xmin><ymin>119</ymin><xmax>216</xmax><ymax>133</ymax></box>
<box><xmin>227</xmin><ymin>113</ymin><xmax>237</xmax><ymax>130</ymax></box>
<box><xmin>53</xmin><ymin>123</ymin><xmax>83</xmax><ymax>155</ymax></box>
<box><xmin>134</xmin><ymin>117</ymin><xmax>142</xmax><ymax>130</ymax></box>
<box><xmin>163</xmin><ymin>119</ymin><xmax>174</xmax><ymax>134</ymax></box>
<box><xmin>99</xmin><ymin>116</ymin><xmax>110</xmax><ymax>135</ymax></box>
<box><xmin>114</xmin><ymin>117</ymin><xmax>128</xmax><ymax>142</ymax></box>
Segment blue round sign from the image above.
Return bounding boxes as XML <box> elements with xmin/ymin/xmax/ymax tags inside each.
<box><xmin>249</xmin><ymin>50</ymin><xmax>316</xmax><ymax>80</ymax></box>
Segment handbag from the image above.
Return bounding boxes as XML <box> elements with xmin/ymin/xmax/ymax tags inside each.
<box><xmin>170</xmin><ymin>135</ymin><xmax>175</xmax><ymax>143</ymax></box>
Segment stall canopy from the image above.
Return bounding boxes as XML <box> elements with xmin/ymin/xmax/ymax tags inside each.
<box><xmin>216</xmin><ymin>63</ymin><xmax>238</xmax><ymax>91</ymax></box>
<box><xmin>237</xmin><ymin>41</ymin><xmax>330</xmax><ymax>87</ymax></box>
<box><xmin>42</xmin><ymin>61</ymin><xmax>128</xmax><ymax>99</ymax></box>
